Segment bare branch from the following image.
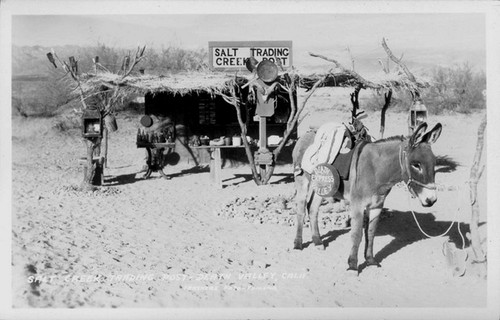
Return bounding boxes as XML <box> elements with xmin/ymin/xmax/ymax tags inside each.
<box><xmin>378</xmin><ymin>58</ymin><xmax>391</xmax><ymax>74</ymax></box>
<box><xmin>220</xmin><ymin>89</ymin><xmax>240</xmax><ymax>106</ymax></box>
<box><xmin>468</xmin><ymin>113</ymin><xmax>487</xmax><ymax>264</ymax></box>
<box><xmin>222</xmin><ymin>85</ymin><xmax>261</xmax><ymax>184</ymax></box>
<box><xmin>384</xmin><ymin>90</ymin><xmax>393</xmax><ymax>106</ymax></box>
<box><xmin>298</xmin><ymin>111</ymin><xmax>310</xmax><ymax>126</ymax></box>
<box><xmin>121</xmin><ymin>55</ymin><xmax>130</xmax><ymax>74</ymax></box>
<box><xmin>478</xmin><ymin>164</ymin><xmax>485</xmax><ymax>181</ymax></box>
<box><xmin>378</xmin><ymin>89</ymin><xmax>393</xmax><ymax>139</ymax></box>
<box><xmin>350</xmin><ymin>86</ymin><xmax>365</xmax><ymax>121</ymax></box>
<box><xmin>272</xmin><ymin>73</ymin><xmax>298</xmax><ymax>157</ymax></box>
<box><xmin>346</xmin><ymin>46</ymin><xmax>355</xmax><ymax>71</ymax></box>
<box><xmin>309</xmin><ymin>52</ymin><xmax>382</xmax><ymax>89</ymax></box>
<box><xmin>270</xmin><ymin>72</ymin><xmax>324</xmax><ymax>166</ymax></box>
<box><xmin>120</xmin><ymin>45</ymin><xmax>146</xmax><ymax>79</ymax></box>
<box><xmin>95</xmin><ymin>62</ymin><xmax>110</xmax><ymax>73</ymax></box>
<box><xmin>381</xmin><ymin>38</ymin><xmax>416</xmax><ymax>83</ymax></box>
<box><xmin>69</xmin><ymin>56</ymin><xmax>78</xmax><ymax>74</ymax></box>
<box><xmin>293</xmin><ymin>75</ymin><xmax>326</xmax><ymax>125</ymax></box>
<box><xmin>286</xmin><ymin>74</ymin><xmax>297</xmax><ymax>130</ymax></box>
<box><xmin>50</xmin><ymin>50</ymin><xmax>88</xmax><ymax>109</ymax></box>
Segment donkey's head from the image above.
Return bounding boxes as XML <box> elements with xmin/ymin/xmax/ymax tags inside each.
<box><xmin>404</xmin><ymin>123</ymin><xmax>443</xmax><ymax>207</ymax></box>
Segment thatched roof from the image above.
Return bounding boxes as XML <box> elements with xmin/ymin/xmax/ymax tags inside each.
<box><xmin>79</xmin><ymin>68</ymin><xmax>429</xmax><ymax>99</ymax></box>
<box><xmin>299</xmin><ymin>70</ymin><xmax>430</xmax><ymax>92</ymax></box>
<box><xmin>80</xmin><ymin>71</ymin><xmax>250</xmax><ymax>98</ymax></box>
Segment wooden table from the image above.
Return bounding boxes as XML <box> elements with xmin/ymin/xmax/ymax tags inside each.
<box><xmin>137</xmin><ymin>142</ymin><xmax>176</xmax><ymax>179</ymax></box>
<box><xmin>191</xmin><ymin>145</ymin><xmax>245</xmax><ymax>189</ymax></box>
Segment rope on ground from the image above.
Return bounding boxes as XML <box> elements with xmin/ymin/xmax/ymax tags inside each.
<box><xmin>399</xmin><ymin>181</ymin><xmax>467</xmax><ymax>250</ymax></box>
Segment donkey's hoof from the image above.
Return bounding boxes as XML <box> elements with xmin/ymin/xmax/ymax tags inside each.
<box><xmin>312</xmin><ymin>236</ymin><xmax>324</xmax><ymax>248</ymax></box>
<box><xmin>293</xmin><ymin>241</ymin><xmax>303</xmax><ymax>250</ymax></box>
<box><xmin>366</xmin><ymin>259</ymin><xmax>381</xmax><ymax>268</ymax></box>
<box><xmin>346</xmin><ymin>267</ymin><xmax>359</xmax><ymax>276</ymax></box>
<box><xmin>314</xmin><ymin>243</ymin><xmax>325</xmax><ymax>250</ymax></box>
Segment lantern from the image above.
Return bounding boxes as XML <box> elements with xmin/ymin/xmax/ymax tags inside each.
<box><xmin>408</xmin><ymin>100</ymin><xmax>428</xmax><ymax>134</ymax></box>
<box><xmin>82</xmin><ymin>109</ymin><xmax>102</xmax><ymax>138</ymax></box>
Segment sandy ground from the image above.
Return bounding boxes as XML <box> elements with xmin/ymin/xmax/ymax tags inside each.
<box><xmin>10</xmin><ymin>94</ymin><xmax>488</xmax><ymax>310</ymax></box>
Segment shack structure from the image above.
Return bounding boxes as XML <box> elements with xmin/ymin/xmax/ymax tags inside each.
<box><xmin>80</xmin><ymin>69</ymin><xmax>296</xmax><ymax>183</ymax></box>
<box><xmin>66</xmin><ymin>38</ymin><xmax>429</xmax><ymax>186</ymax></box>
<box><xmin>140</xmin><ymin>72</ymin><xmax>293</xmax><ymax>146</ymax></box>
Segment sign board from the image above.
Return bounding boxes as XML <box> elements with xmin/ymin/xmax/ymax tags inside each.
<box><xmin>209</xmin><ymin>41</ymin><xmax>293</xmax><ymax>71</ymax></box>
<box><xmin>254</xmin><ymin>150</ymin><xmax>274</xmax><ymax>166</ymax></box>
<box><xmin>311</xmin><ymin>164</ymin><xmax>340</xmax><ymax>197</ymax></box>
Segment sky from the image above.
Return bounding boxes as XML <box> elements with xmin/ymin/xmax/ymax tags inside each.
<box><xmin>11</xmin><ymin>12</ymin><xmax>486</xmax><ymax>74</ymax></box>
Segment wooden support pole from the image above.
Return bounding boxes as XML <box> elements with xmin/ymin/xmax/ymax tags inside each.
<box><xmin>82</xmin><ymin>139</ymin><xmax>98</xmax><ymax>190</ymax></box>
<box><xmin>380</xmin><ymin>90</ymin><xmax>392</xmax><ymax>139</ymax></box>
<box><xmin>469</xmin><ymin>114</ymin><xmax>487</xmax><ymax>266</ymax></box>
<box><xmin>258</xmin><ymin>116</ymin><xmax>269</xmax><ymax>182</ymax></box>
<box><xmin>102</xmin><ymin>127</ymin><xmax>108</xmax><ymax>168</ymax></box>
<box><xmin>209</xmin><ymin>147</ymin><xmax>223</xmax><ymax>189</ymax></box>
<box><xmin>258</xmin><ymin>116</ymin><xmax>267</xmax><ymax>151</ymax></box>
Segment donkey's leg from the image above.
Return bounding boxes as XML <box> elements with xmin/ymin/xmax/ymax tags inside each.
<box><xmin>308</xmin><ymin>192</ymin><xmax>324</xmax><ymax>249</ymax></box>
<box><xmin>347</xmin><ymin>204</ymin><xmax>365</xmax><ymax>271</ymax></box>
<box><xmin>364</xmin><ymin>208</ymin><xmax>382</xmax><ymax>267</ymax></box>
<box><xmin>294</xmin><ymin>176</ymin><xmax>309</xmax><ymax>250</ymax></box>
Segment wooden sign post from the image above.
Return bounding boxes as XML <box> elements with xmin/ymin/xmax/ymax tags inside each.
<box><xmin>208</xmin><ymin>41</ymin><xmax>292</xmax><ymax>185</ymax></box>
<box><xmin>254</xmin><ymin>88</ymin><xmax>276</xmax><ymax>177</ymax></box>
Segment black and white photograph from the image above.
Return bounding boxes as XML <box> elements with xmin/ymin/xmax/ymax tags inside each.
<box><xmin>1</xmin><ymin>1</ymin><xmax>499</xmax><ymax>319</ymax></box>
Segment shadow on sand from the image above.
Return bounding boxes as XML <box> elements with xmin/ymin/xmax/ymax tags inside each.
<box><xmin>298</xmin><ymin>209</ymin><xmax>485</xmax><ymax>273</ymax></box>
<box><xmin>223</xmin><ymin>173</ymin><xmax>294</xmax><ymax>186</ymax></box>
<box><xmin>105</xmin><ymin>166</ymin><xmax>211</xmax><ymax>186</ymax></box>
<box><xmin>166</xmin><ymin>165</ymin><xmax>210</xmax><ymax>179</ymax></box>
<box><xmin>105</xmin><ymin>172</ymin><xmax>140</xmax><ymax>186</ymax></box>
<box><xmin>359</xmin><ymin>209</ymin><xmax>484</xmax><ymax>272</ymax></box>
<box><xmin>104</xmin><ymin>166</ymin><xmax>294</xmax><ymax>187</ymax></box>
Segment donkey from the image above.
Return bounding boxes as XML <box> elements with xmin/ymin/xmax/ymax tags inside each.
<box><xmin>292</xmin><ymin>122</ymin><xmax>442</xmax><ymax>272</ymax></box>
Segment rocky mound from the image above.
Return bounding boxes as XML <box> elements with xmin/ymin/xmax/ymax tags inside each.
<box><xmin>216</xmin><ymin>194</ymin><xmax>350</xmax><ymax>230</ymax></box>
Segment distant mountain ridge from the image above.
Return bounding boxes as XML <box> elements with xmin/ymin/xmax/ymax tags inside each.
<box><xmin>12</xmin><ymin>44</ymin><xmax>485</xmax><ymax>79</ymax></box>
<box><xmin>293</xmin><ymin>47</ymin><xmax>485</xmax><ymax>77</ymax></box>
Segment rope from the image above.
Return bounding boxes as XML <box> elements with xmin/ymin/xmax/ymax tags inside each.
<box><xmin>457</xmin><ymin>211</ymin><xmax>466</xmax><ymax>251</ymax></box>
<box><xmin>403</xmin><ymin>183</ymin><xmax>466</xmax><ymax>250</ymax></box>
<box><xmin>398</xmin><ymin>142</ymin><xmax>466</xmax><ymax>249</ymax></box>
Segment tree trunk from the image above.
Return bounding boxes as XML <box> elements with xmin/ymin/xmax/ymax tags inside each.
<box><xmin>469</xmin><ymin>114</ymin><xmax>486</xmax><ymax>265</ymax></box>
<box><xmin>241</xmin><ymin>133</ymin><xmax>262</xmax><ymax>185</ymax></box>
<box><xmin>379</xmin><ymin>90</ymin><xmax>392</xmax><ymax>139</ymax></box>
<box><xmin>102</xmin><ymin>127</ymin><xmax>109</xmax><ymax>168</ymax></box>
<box><xmin>232</xmin><ymin>102</ymin><xmax>262</xmax><ymax>185</ymax></box>
<box><xmin>82</xmin><ymin>139</ymin><xmax>99</xmax><ymax>191</ymax></box>
<box><xmin>380</xmin><ymin>108</ymin><xmax>387</xmax><ymax>139</ymax></box>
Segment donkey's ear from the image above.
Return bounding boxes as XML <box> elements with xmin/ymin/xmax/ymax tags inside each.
<box><xmin>410</xmin><ymin>122</ymin><xmax>428</xmax><ymax>147</ymax></box>
<box><xmin>421</xmin><ymin>123</ymin><xmax>442</xmax><ymax>145</ymax></box>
